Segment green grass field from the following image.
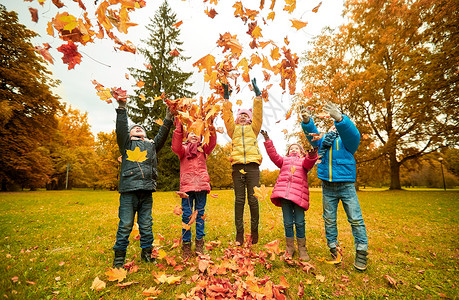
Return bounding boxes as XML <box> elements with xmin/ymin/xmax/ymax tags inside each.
<box><xmin>0</xmin><ymin>189</ymin><xmax>457</xmax><ymax>299</ymax></box>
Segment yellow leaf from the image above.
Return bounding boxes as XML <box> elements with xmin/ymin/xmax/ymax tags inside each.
<box><xmin>96</xmin><ymin>88</ymin><xmax>113</xmax><ymax>103</ymax></box>
<box><xmin>253</xmin><ymin>184</ymin><xmax>269</xmax><ymax>201</ymax></box>
<box><xmin>290</xmin><ymin>19</ymin><xmax>307</xmax><ymax>30</ymax></box>
<box><xmin>153</xmin><ymin>95</ymin><xmax>163</xmax><ymax>101</ymax></box>
<box><xmin>157</xmin><ymin>249</ymin><xmax>167</xmax><ymax>260</ymax></box>
<box><xmin>46</xmin><ymin>21</ymin><xmax>54</xmax><ymax>36</ymax></box>
<box><xmin>143</xmin><ymin>286</ymin><xmax>162</xmax><ymax>296</ymax></box>
<box><xmin>267</xmin><ymin>11</ymin><xmax>275</xmax><ymax>21</ymax></box>
<box><xmin>126</xmin><ymin>147</ymin><xmax>148</xmax><ymax>163</ymax></box>
<box><xmin>251</xmin><ymin>25</ymin><xmax>263</xmax><ymax>39</ymax></box>
<box><xmin>155</xmin><ymin>119</ymin><xmax>163</xmax><ymax>126</ymax></box>
<box><xmin>290</xmin><ymin>166</ymin><xmax>296</xmax><ymax>174</ymax></box>
<box><xmin>104</xmin><ymin>268</ymin><xmax>127</xmax><ymax>282</ymax></box>
<box><xmin>239</xmin><ymin>169</ymin><xmax>247</xmax><ymax>174</ymax></box>
<box><xmin>316</xmin><ymin>274</ymin><xmax>326</xmax><ymax>282</ymax></box>
<box><xmin>284</xmin><ymin>0</ymin><xmax>296</xmax><ymax>13</ymax></box>
<box><xmin>139</xmin><ymin>94</ymin><xmax>146</xmax><ymax>101</ymax></box>
<box><xmin>236</xmin><ymin>99</ymin><xmax>242</xmax><ymax>106</ymax></box>
<box><xmin>90</xmin><ymin>277</ymin><xmax>106</xmax><ymax>291</ymax></box>
<box><xmin>270</xmin><ymin>46</ymin><xmax>281</xmax><ymax>60</ymax></box>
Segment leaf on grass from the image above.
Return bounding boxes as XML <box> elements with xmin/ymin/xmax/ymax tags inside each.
<box><xmin>126</xmin><ymin>147</ymin><xmax>148</xmax><ymax>163</ymax></box>
<box><xmin>105</xmin><ymin>268</ymin><xmax>127</xmax><ymax>282</ymax></box>
<box><xmin>90</xmin><ymin>277</ymin><xmax>106</xmax><ymax>291</ymax></box>
<box><xmin>264</xmin><ymin>239</ymin><xmax>280</xmax><ymax>254</ymax></box>
<box><xmin>297</xmin><ymin>281</ymin><xmax>304</xmax><ymax>297</ymax></box>
<box><xmin>142</xmin><ymin>286</ymin><xmax>162</xmax><ymax>296</ymax></box>
<box><xmin>153</xmin><ymin>272</ymin><xmax>181</xmax><ymax>285</ymax></box>
<box><xmin>157</xmin><ymin>249</ymin><xmax>167</xmax><ymax>260</ymax></box>
<box><xmin>170</xmin><ymin>238</ymin><xmax>181</xmax><ymax>250</ymax></box>
<box><xmin>116</xmin><ymin>281</ymin><xmax>137</xmax><ymax>288</ymax></box>
<box><xmin>316</xmin><ymin>274</ymin><xmax>326</xmax><ymax>282</ymax></box>
<box><xmin>210</xmin><ymin>194</ymin><xmax>218</xmax><ymax>198</ymax></box>
<box><xmin>383</xmin><ymin>275</ymin><xmax>398</xmax><ymax>288</ymax></box>
<box><xmin>11</xmin><ymin>276</ymin><xmax>19</xmax><ymax>283</ymax></box>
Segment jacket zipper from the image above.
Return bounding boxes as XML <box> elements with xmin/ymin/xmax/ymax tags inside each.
<box><xmin>242</xmin><ymin>126</ymin><xmax>247</xmax><ymax>164</ymax></box>
<box><xmin>329</xmin><ymin>140</ymin><xmax>333</xmax><ymax>182</ymax></box>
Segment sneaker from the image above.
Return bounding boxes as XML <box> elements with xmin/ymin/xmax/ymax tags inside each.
<box><xmin>354</xmin><ymin>250</ymin><xmax>368</xmax><ymax>271</ymax></box>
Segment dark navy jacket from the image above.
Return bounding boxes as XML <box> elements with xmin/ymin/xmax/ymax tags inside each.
<box><xmin>116</xmin><ymin>108</ymin><xmax>172</xmax><ymax>193</ymax></box>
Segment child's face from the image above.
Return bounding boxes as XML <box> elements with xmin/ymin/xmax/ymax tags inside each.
<box><xmin>237</xmin><ymin>113</ymin><xmax>250</xmax><ymax>125</ymax></box>
<box><xmin>187</xmin><ymin>132</ymin><xmax>200</xmax><ymax>143</ymax></box>
<box><xmin>289</xmin><ymin>145</ymin><xmax>301</xmax><ymax>155</ymax></box>
<box><xmin>130</xmin><ymin>126</ymin><xmax>146</xmax><ymax>137</ymax></box>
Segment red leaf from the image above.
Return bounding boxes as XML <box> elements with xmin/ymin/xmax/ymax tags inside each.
<box><xmin>29</xmin><ymin>7</ymin><xmax>38</xmax><ymax>22</ymax></box>
<box><xmin>57</xmin><ymin>41</ymin><xmax>82</xmax><ymax>70</ymax></box>
<box><xmin>169</xmin><ymin>49</ymin><xmax>180</xmax><ymax>56</ymax></box>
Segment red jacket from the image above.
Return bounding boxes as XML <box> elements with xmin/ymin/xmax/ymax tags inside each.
<box><xmin>171</xmin><ymin>123</ymin><xmax>217</xmax><ymax>193</ymax></box>
<box><xmin>264</xmin><ymin>140</ymin><xmax>318</xmax><ymax>210</ymax></box>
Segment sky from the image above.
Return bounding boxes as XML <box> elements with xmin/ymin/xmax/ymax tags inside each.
<box><xmin>4</xmin><ymin>0</ymin><xmax>345</xmax><ymax>170</ymax></box>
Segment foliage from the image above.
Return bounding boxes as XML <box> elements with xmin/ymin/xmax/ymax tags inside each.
<box><xmin>46</xmin><ymin>105</ymin><xmax>98</xmax><ymax>190</ymax></box>
<box><xmin>297</xmin><ymin>0</ymin><xmax>459</xmax><ymax>190</ymax></box>
<box><xmin>260</xmin><ymin>169</ymin><xmax>279</xmax><ymax>187</ymax></box>
<box><xmin>207</xmin><ymin>143</ymin><xmax>233</xmax><ymax>189</ymax></box>
<box><xmin>0</xmin><ymin>189</ymin><xmax>458</xmax><ymax>298</ymax></box>
<box><xmin>0</xmin><ymin>8</ymin><xmax>61</xmax><ymax>191</ymax></box>
<box><xmin>94</xmin><ymin>130</ymin><xmax>119</xmax><ymax>190</ymax></box>
<box><xmin>127</xmin><ymin>1</ymin><xmax>195</xmax><ymax>191</ymax></box>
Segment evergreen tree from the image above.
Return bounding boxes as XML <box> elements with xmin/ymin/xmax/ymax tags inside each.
<box><xmin>0</xmin><ymin>6</ymin><xmax>61</xmax><ymax>191</ymax></box>
<box><xmin>127</xmin><ymin>1</ymin><xmax>195</xmax><ymax>191</ymax></box>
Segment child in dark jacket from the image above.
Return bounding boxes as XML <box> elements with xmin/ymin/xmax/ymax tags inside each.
<box><xmin>112</xmin><ymin>99</ymin><xmax>173</xmax><ymax>268</ymax></box>
<box><xmin>261</xmin><ymin>130</ymin><xmax>318</xmax><ymax>260</ymax></box>
<box><xmin>171</xmin><ymin>118</ymin><xmax>217</xmax><ymax>260</ymax></box>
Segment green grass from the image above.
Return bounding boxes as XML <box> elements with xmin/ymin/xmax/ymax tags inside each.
<box><xmin>0</xmin><ymin>189</ymin><xmax>457</xmax><ymax>299</ymax></box>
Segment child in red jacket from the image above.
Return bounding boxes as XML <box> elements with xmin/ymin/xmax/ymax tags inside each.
<box><xmin>171</xmin><ymin>118</ymin><xmax>217</xmax><ymax>259</ymax></box>
<box><xmin>261</xmin><ymin>130</ymin><xmax>318</xmax><ymax>260</ymax></box>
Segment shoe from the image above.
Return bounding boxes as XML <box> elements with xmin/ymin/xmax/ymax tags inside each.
<box><xmin>284</xmin><ymin>237</ymin><xmax>295</xmax><ymax>259</ymax></box>
<box><xmin>141</xmin><ymin>247</ymin><xmax>155</xmax><ymax>263</ymax></box>
<box><xmin>251</xmin><ymin>230</ymin><xmax>259</xmax><ymax>245</ymax></box>
<box><xmin>236</xmin><ymin>231</ymin><xmax>244</xmax><ymax>246</ymax></box>
<box><xmin>195</xmin><ymin>238</ymin><xmax>204</xmax><ymax>254</ymax></box>
<box><xmin>354</xmin><ymin>250</ymin><xmax>368</xmax><ymax>271</ymax></box>
<box><xmin>113</xmin><ymin>250</ymin><xmax>126</xmax><ymax>269</ymax></box>
<box><xmin>297</xmin><ymin>237</ymin><xmax>310</xmax><ymax>261</ymax></box>
<box><xmin>182</xmin><ymin>242</ymin><xmax>192</xmax><ymax>260</ymax></box>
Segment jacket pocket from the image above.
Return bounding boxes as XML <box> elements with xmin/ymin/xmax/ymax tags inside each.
<box><xmin>122</xmin><ymin>168</ymin><xmax>138</xmax><ymax>177</ymax></box>
<box><xmin>335</xmin><ymin>158</ymin><xmax>355</xmax><ymax>178</ymax></box>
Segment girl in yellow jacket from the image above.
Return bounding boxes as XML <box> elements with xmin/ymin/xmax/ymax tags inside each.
<box><xmin>222</xmin><ymin>79</ymin><xmax>263</xmax><ymax>245</ymax></box>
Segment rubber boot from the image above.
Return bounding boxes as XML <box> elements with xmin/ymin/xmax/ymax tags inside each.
<box><xmin>354</xmin><ymin>250</ymin><xmax>368</xmax><ymax>271</ymax></box>
<box><xmin>195</xmin><ymin>238</ymin><xmax>204</xmax><ymax>254</ymax></box>
<box><xmin>297</xmin><ymin>237</ymin><xmax>311</xmax><ymax>261</ymax></box>
<box><xmin>182</xmin><ymin>242</ymin><xmax>192</xmax><ymax>260</ymax></box>
<box><xmin>236</xmin><ymin>231</ymin><xmax>244</xmax><ymax>246</ymax></box>
<box><xmin>113</xmin><ymin>250</ymin><xmax>126</xmax><ymax>269</ymax></box>
<box><xmin>284</xmin><ymin>237</ymin><xmax>295</xmax><ymax>259</ymax></box>
<box><xmin>141</xmin><ymin>247</ymin><xmax>155</xmax><ymax>264</ymax></box>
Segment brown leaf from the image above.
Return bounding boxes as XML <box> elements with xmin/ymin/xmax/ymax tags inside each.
<box><xmin>29</xmin><ymin>7</ymin><xmax>38</xmax><ymax>22</ymax></box>
<box><xmin>383</xmin><ymin>275</ymin><xmax>398</xmax><ymax>288</ymax></box>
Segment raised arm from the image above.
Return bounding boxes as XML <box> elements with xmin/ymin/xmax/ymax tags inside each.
<box><xmin>203</xmin><ymin>126</ymin><xmax>217</xmax><ymax>155</ymax></box>
<box><xmin>171</xmin><ymin>117</ymin><xmax>185</xmax><ymax>159</ymax></box>
<box><xmin>261</xmin><ymin>131</ymin><xmax>283</xmax><ymax>168</ymax></box>
<box><xmin>115</xmin><ymin>100</ymin><xmax>129</xmax><ymax>153</ymax></box>
<box><xmin>251</xmin><ymin>78</ymin><xmax>263</xmax><ymax>135</ymax></box>
<box><xmin>335</xmin><ymin>115</ymin><xmax>360</xmax><ymax>154</ymax></box>
<box><xmin>302</xmin><ymin>148</ymin><xmax>319</xmax><ymax>171</ymax></box>
<box><xmin>154</xmin><ymin>109</ymin><xmax>173</xmax><ymax>153</ymax></box>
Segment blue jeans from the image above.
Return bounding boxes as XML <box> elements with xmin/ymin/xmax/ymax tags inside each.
<box><xmin>182</xmin><ymin>191</ymin><xmax>207</xmax><ymax>242</ymax></box>
<box><xmin>113</xmin><ymin>191</ymin><xmax>153</xmax><ymax>251</ymax></box>
<box><xmin>322</xmin><ymin>181</ymin><xmax>368</xmax><ymax>251</ymax></box>
<box><xmin>281</xmin><ymin>199</ymin><xmax>306</xmax><ymax>238</ymax></box>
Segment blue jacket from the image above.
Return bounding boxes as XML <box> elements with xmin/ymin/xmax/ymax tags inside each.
<box><xmin>301</xmin><ymin>115</ymin><xmax>360</xmax><ymax>182</ymax></box>
<box><xmin>116</xmin><ymin>108</ymin><xmax>173</xmax><ymax>193</ymax></box>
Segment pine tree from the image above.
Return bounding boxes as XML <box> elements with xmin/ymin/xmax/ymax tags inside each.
<box><xmin>0</xmin><ymin>6</ymin><xmax>61</xmax><ymax>191</ymax></box>
<box><xmin>127</xmin><ymin>1</ymin><xmax>195</xmax><ymax>190</ymax></box>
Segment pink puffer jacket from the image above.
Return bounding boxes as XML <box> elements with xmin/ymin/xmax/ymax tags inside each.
<box><xmin>264</xmin><ymin>140</ymin><xmax>318</xmax><ymax>210</ymax></box>
<box><xmin>171</xmin><ymin>123</ymin><xmax>217</xmax><ymax>193</ymax></box>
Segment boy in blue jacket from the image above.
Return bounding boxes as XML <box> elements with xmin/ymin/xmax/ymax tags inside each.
<box><xmin>301</xmin><ymin>102</ymin><xmax>368</xmax><ymax>271</ymax></box>
<box><xmin>113</xmin><ymin>98</ymin><xmax>173</xmax><ymax>268</ymax></box>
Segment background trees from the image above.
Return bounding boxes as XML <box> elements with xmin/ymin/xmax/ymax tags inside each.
<box><xmin>0</xmin><ymin>7</ymin><xmax>61</xmax><ymax>191</ymax></box>
<box><xmin>207</xmin><ymin>143</ymin><xmax>233</xmax><ymax>189</ymax></box>
<box><xmin>298</xmin><ymin>0</ymin><xmax>459</xmax><ymax>189</ymax></box>
<box><xmin>127</xmin><ymin>0</ymin><xmax>195</xmax><ymax>191</ymax></box>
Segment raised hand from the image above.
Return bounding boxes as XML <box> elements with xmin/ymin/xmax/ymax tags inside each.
<box><xmin>251</xmin><ymin>78</ymin><xmax>261</xmax><ymax>96</ymax></box>
<box><xmin>324</xmin><ymin>102</ymin><xmax>343</xmax><ymax>122</ymax></box>
<box><xmin>260</xmin><ymin>129</ymin><xmax>269</xmax><ymax>141</ymax></box>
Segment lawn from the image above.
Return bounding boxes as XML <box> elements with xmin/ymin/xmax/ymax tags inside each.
<box><xmin>0</xmin><ymin>189</ymin><xmax>457</xmax><ymax>299</ymax></box>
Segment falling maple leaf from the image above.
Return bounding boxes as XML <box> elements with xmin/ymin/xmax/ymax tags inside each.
<box><xmin>239</xmin><ymin>169</ymin><xmax>247</xmax><ymax>174</ymax></box>
<box><xmin>290</xmin><ymin>19</ymin><xmax>308</xmax><ymax>30</ymax></box>
<box><xmin>205</xmin><ymin>8</ymin><xmax>218</xmax><ymax>18</ymax></box>
<box><xmin>173</xmin><ymin>205</ymin><xmax>183</xmax><ymax>216</ymax></box>
<box><xmin>111</xmin><ymin>87</ymin><xmax>128</xmax><ymax>101</ymax></box>
<box><xmin>312</xmin><ymin>1</ymin><xmax>322</xmax><ymax>13</ymax></box>
<box><xmin>253</xmin><ymin>184</ymin><xmax>269</xmax><ymax>202</ymax></box>
<box><xmin>172</xmin><ymin>20</ymin><xmax>183</xmax><ymax>28</ymax></box>
<box><xmin>105</xmin><ymin>268</ymin><xmax>127</xmax><ymax>282</ymax></box>
<box><xmin>90</xmin><ymin>277</ymin><xmax>106</xmax><ymax>291</ymax></box>
<box><xmin>57</xmin><ymin>41</ymin><xmax>82</xmax><ymax>70</ymax></box>
<box><xmin>193</xmin><ymin>54</ymin><xmax>216</xmax><ymax>75</ymax></box>
<box><xmin>283</xmin><ymin>0</ymin><xmax>296</xmax><ymax>13</ymax></box>
<box><xmin>169</xmin><ymin>49</ymin><xmax>180</xmax><ymax>56</ymax></box>
<box><xmin>126</xmin><ymin>147</ymin><xmax>147</xmax><ymax>163</ymax></box>
<box><xmin>267</xmin><ymin>11</ymin><xmax>275</xmax><ymax>20</ymax></box>
<box><xmin>176</xmin><ymin>191</ymin><xmax>189</xmax><ymax>199</ymax></box>
<box><xmin>29</xmin><ymin>7</ymin><xmax>38</xmax><ymax>22</ymax></box>
<box><xmin>35</xmin><ymin>43</ymin><xmax>54</xmax><ymax>64</ymax></box>
<box><xmin>52</xmin><ymin>0</ymin><xmax>64</xmax><ymax>8</ymax></box>
<box><xmin>136</xmin><ymin>80</ymin><xmax>145</xmax><ymax>88</ymax></box>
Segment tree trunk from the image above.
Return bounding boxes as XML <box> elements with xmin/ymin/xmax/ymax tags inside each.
<box><xmin>389</xmin><ymin>149</ymin><xmax>402</xmax><ymax>190</ymax></box>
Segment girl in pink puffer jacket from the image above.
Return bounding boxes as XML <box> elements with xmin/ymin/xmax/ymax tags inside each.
<box><xmin>261</xmin><ymin>130</ymin><xmax>318</xmax><ymax>261</ymax></box>
<box><xmin>172</xmin><ymin>118</ymin><xmax>217</xmax><ymax>260</ymax></box>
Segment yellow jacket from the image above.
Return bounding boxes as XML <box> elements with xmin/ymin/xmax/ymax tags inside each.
<box><xmin>223</xmin><ymin>96</ymin><xmax>263</xmax><ymax>165</ymax></box>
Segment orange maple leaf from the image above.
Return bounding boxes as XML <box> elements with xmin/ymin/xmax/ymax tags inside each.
<box><xmin>193</xmin><ymin>54</ymin><xmax>216</xmax><ymax>75</ymax></box>
<box><xmin>284</xmin><ymin>0</ymin><xmax>296</xmax><ymax>13</ymax></box>
<box><xmin>264</xmin><ymin>239</ymin><xmax>281</xmax><ymax>254</ymax></box>
<box><xmin>172</xmin><ymin>20</ymin><xmax>183</xmax><ymax>28</ymax></box>
<box><xmin>251</xmin><ymin>25</ymin><xmax>263</xmax><ymax>39</ymax></box>
<box><xmin>290</xmin><ymin>19</ymin><xmax>308</xmax><ymax>30</ymax></box>
<box><xmin>169</xmin><ymin>49</ymin><xmax>180</xmax><ymax>56</ymax></box>
<box><xmin>136</xmin><ymin>80</ymin><xmax>145</xmax><ymax>88</ymax></box>
<box><xmin>105</xmin><ymin>267</ymin><xmax>127</xmax><ymax>282</ymax></box>
<box><xmin>312</xmin><ymin>1</ymin><xmax>322</xmax><ymax>13</ymax></box>
<box><xmin>205</xmin><ymin>8</ymin><xmax>218</xmax><ymax>18</ymax></box>
<box><xmin>267</xmin><ymin>11</ymin><xmax>275</xmax><ymax>20</ymax></box>
<box><xmin>270</xmin><ymin>46</ymin><xmax>281</xmax><ymax>60</ymax></box>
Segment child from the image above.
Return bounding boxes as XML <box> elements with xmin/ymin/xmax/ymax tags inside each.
<box><xmin>261</xmin><ymin>130</ymin><xmax>318</xmax><ymax>260</ymax></box>
<box><xmin>301</xmin><ymin>102</ymin><xmax>369</xmax><ymax>270</ymax></box>
<box><xmin>222</xmin><ymin>78</ymin><xmax>263</xmax><ymax>245</ymax></box>
<box><xmin>112</xmin><ymin>99</ymin><xmax>173</xmax><ymax>268</ymax></box>
<box><xmin>171</xmin><ymin>117</ymin><xmax>217</xmax><ymax>259</ymax></box>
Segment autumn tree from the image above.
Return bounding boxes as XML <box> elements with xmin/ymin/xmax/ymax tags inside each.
<box><xmin>46</xmin><ymin>106</ymin><xmax>98</xmax><ymax>190</ymax></box>
<box><xmin>298</xmin><ymin>0</ymin><xmax>459</xmax><ymax>189</ymax></box>
<box><xmin>260</xmin><ymin>169</ymin><xmax>279</xmax><ymax>187</ymax></box>
<box><xmin>0</xmin><ymin>7</ymin><xmax>61</xmax><ymax>191</ymax></box>
<box><xmin>127</xmin><ymin>0</ymin><xmax>195</xmax><ymax>191</ymax></box>
<box><xmin>95</xmin><ymin>130</ymin><xmax>120</xmax><ymax>190</ymax></box>
<box><xmin>207</xmin><ymin>143</ymin><xmax>233</xmax><ymax>189</ymax></box>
